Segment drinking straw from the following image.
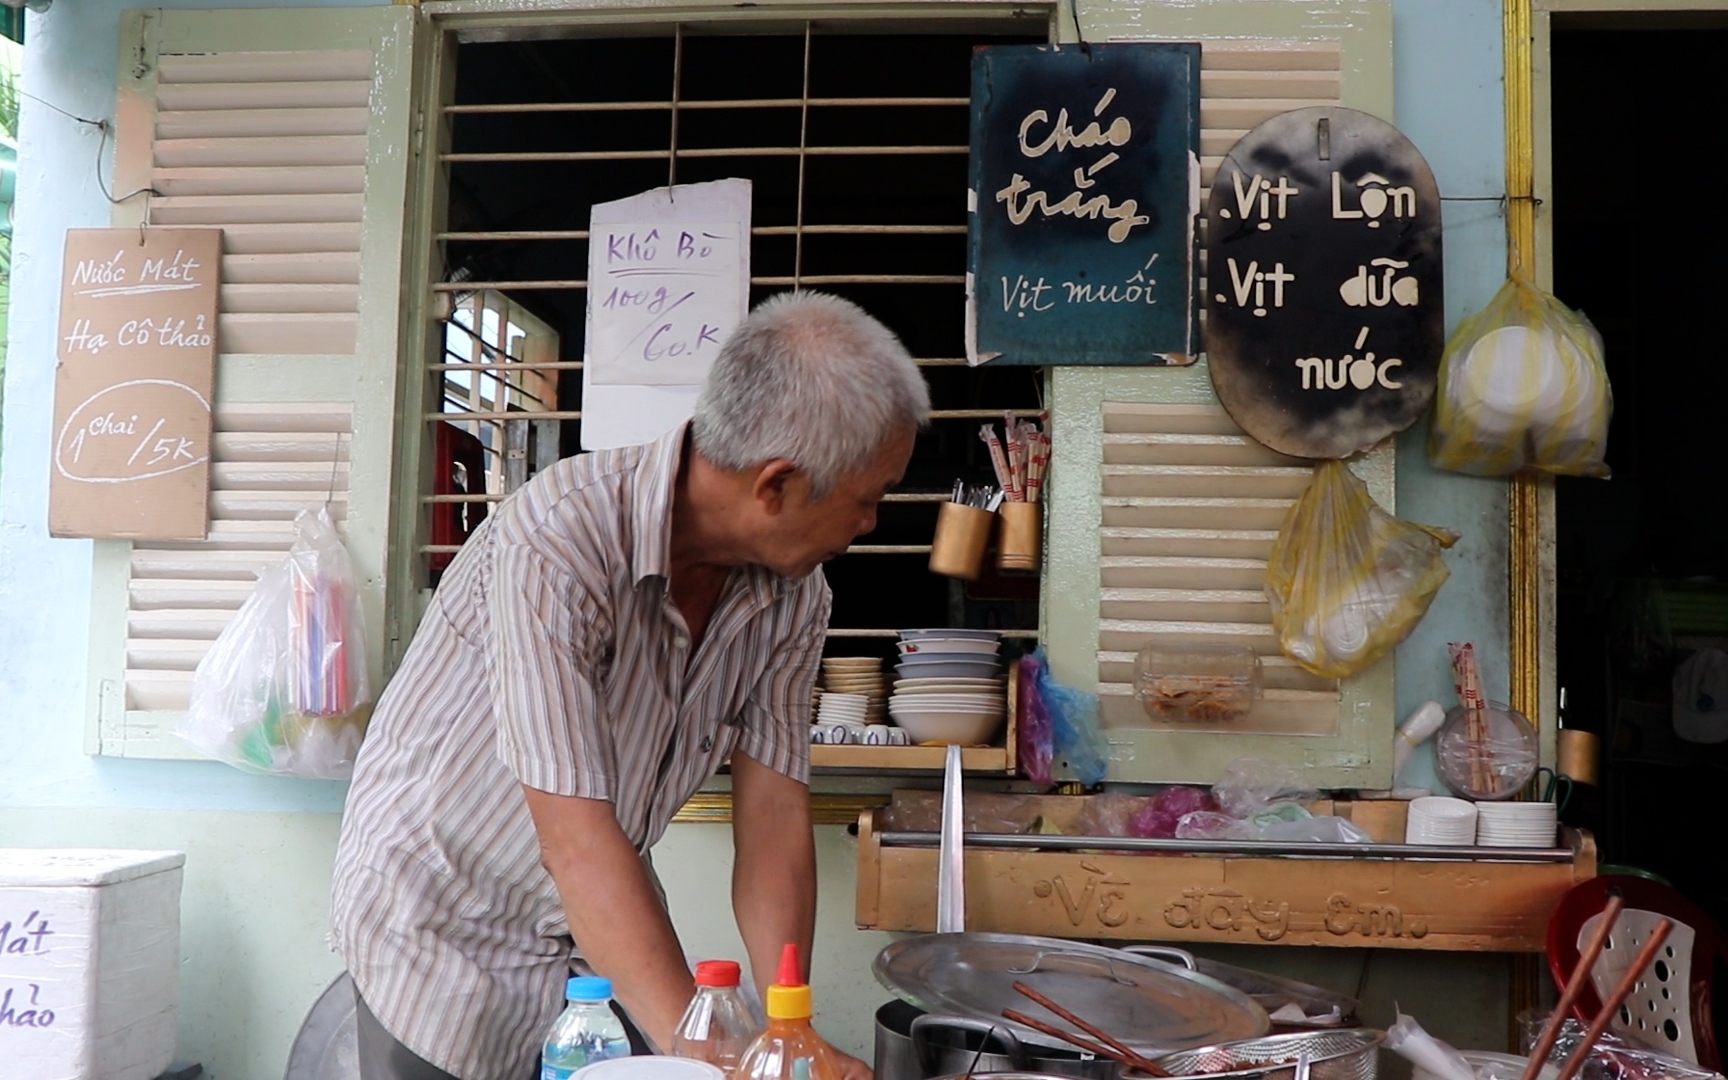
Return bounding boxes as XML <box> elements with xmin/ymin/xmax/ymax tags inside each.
<box><xmin>1449</xmin><ymin>642</ymin><xmax>1492</xmax><ymax>794</ymax></box>
<box><xmin>1003</xmin><ymin>411</ymin><xmax>1026</xmax><ymax>502</ymax></box>
<box><xmin>980</xmin><ymin>425</ymin><xmax>1011</xmax><ymax>493</ymax></box>
<box><xmin>1026</xmin><ymin>428</ymin><xmax>1050</xmax><ymax>504</ymax></box>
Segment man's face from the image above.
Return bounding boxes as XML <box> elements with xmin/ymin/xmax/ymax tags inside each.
<box><xmin>755</xmin><ymin>427</ymin><xmax>916</xmax><ymax>579</ymax></box>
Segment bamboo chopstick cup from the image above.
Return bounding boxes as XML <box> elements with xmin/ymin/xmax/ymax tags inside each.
<box><xmin>1551</xmin><ymin>917</ymin><xmax>1675</xmax><ymax>1080</ymax></box>
<box><xmin>1010</xmin><ymin>981</ymin><xmax>1168</xmax><ymax>1076</ymax></box>
<box><xmin>1520</xmin><ymin>894</ymin><xmax>1625</xmax><ymax>1080</ymax></box>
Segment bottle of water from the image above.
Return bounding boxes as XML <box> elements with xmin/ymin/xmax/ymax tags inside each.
<box><xmin>672</xmin><ymin>960</ymin><xmax>761</xmax><ymax>1078</ymax></box>
<box><xmin>542</xmin><ymin>976</ymin><xmax>631</xmax><ymax>1080</ymax></box>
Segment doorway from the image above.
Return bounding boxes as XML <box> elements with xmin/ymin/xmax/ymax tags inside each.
<box><xmin>1551</xmin><ymin>19</ymin><xmax>1728</xmax><ymax>916</ymax></box>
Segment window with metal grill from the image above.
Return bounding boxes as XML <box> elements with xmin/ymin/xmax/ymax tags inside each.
<box><xmin>421</xmin><ymin>24</ymin><xmax>1045</xmax><ymax>663</ymax></box>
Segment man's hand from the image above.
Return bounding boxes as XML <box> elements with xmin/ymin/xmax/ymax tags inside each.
<box><xmin>830</xmin><ymin>1046</ymin><xmax>873</xmax><ymax>1080</ymax></box>
<box><xmin>521</xmin><ymin>786</ymin><xmax>694</xmax><ymax>1050</ymax></box>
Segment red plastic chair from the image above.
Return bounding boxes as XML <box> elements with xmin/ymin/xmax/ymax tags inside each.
<box><xmin>1547</xmin><ymin>875</ymin><xmax>1728</xmax><ymax>1070</ymax></box>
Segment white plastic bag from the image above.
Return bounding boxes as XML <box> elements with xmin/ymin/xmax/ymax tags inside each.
<box><xmin>1430</xmin><ymin>274</ymin><xmax>1613</xmax><ymax>477</ymax></box>
<box><xmin>177</xmin><ymin>507</ymin><xmax>372</xmax><ymax>778</ymax></box>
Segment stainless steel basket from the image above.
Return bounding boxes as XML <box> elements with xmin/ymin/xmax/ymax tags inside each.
<box><xmin>1150</xmin><ymin>1029</ymin><xmax>1385</xmax><ymax>1080</ymax></box>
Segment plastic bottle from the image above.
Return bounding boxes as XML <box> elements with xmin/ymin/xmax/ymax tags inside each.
<box><xmin>734</xmin><ymin>946</ymin><xmax>841</xmax><ymax>1080</ymax></box>
<box><xmin>542</xmin><ymin>976</ymin><xmax>631</xmax><ymax>1080</ymax></box>
<box><xmin>673</xmin><ymin>960</ymin><xmax>762</xmax><ymax>1077</ymax></box>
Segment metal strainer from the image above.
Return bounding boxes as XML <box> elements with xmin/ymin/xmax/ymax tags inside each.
<box><xmin>1151</xmin><ymin>1029</ymin><xmax>1385</xmax><ymax>1080</ymax></box>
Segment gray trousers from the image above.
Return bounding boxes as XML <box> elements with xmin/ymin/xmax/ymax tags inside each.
<box><xmin>354</xmin><ymin>983</ymin><xmax>650</xmax><ymax>1080</ymax></box>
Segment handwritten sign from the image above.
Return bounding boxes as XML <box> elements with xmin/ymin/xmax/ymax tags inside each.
<box><xmin>580</xmin><ymin>179</ymin><xmax>751</xmax><ymax>450</ymax></box>
<box><xmin>967</xmin><ymin>43</ymin><xmax>1200</xmax><ymax>367</ymax></box>
<box><xmin>49</xmin><ymin>228</ymin><xmax>221</xmax><ymax>539</ymax></box>
<box><xmin>1206</xmin><ymin>107</ymin><xmax>1444</xmax><ymax>459</ymax></box>
<box><xmin>587</xmin><ymin>221</ymin><xmax>745</xmax><ymax>386</ymax></box>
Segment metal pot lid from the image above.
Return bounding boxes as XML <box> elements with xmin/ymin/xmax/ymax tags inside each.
<box><xmin>874</xmin><ymin>933</ymin><xmax>1270</xmax><ymax>1057</ymax></box>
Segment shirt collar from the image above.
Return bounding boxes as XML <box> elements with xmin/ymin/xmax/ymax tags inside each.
<box><xmin>629</xmin><ymin>422</ymin><xmax>797</xmax><ymax>600</ymax></box>
<box><xmin>630</xmin><ymin>422</ymin><xmax>688</xmax><ymax>586</ymax></box>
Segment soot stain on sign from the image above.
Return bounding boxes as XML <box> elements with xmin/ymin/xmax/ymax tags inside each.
<box><xmin>1206</xmin><ymin>106</ymin><xmax>1444</xmax><ymax>459</ymax></box>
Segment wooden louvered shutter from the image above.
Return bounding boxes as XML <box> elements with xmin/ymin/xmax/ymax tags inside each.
<box><xmin>84</xmin><ymin>8</ymin><xmax>416</xmax><ymax>758</ymax></box>
<box><xmin>1044</xmin><ymin>10</ymin><xmax>1398</xmax><ymax>787</ymax></box>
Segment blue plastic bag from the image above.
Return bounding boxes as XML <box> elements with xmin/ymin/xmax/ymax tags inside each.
<box><xmin>1023</xmin><ymin>648</ymin><xmax>1110</xmax><ymax>786</ymax></box>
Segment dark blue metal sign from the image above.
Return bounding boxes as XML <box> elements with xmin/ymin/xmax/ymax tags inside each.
<box><xmin>967</xmin><ymin>43</ymin><xmax>1200</xmax><ymax>367</ymax></box>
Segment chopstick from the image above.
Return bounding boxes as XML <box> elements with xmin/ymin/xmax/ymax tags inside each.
<box><xmin>1550</xmin><ymin>918</ymin><xmax>1675</xmax><ymax>1080</ymax></box>
<box><xmin>1519</xmin><ymin>895</ymin><xmax>1625</xmax><ymax>1080</ymax></box>
<box><xmin>1010</xmin><ymin>981</ymin><xmax>1171</xmax><ymax>1076</ymax></box>
<box><xmin>1001</xmin><ymin>1009</ymin><xmax>1171</xmax><ymax>1077</ymax></box>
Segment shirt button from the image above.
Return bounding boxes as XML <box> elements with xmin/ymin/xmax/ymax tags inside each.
<box><xmin>700</xmin><ymin>735</ymin><xmax>714</xmax><ymax>753</ymax></box>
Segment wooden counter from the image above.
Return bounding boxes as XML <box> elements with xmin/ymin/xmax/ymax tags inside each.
<box><xmin>854</xmin><ymin>805</ymin><xmax>1596</xmax><ymax>953</ymax></box>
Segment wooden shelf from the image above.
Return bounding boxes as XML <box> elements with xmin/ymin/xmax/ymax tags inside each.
<box><xmin>812</xmin><ymin>744</ymin><xmax>1011</xmax><ymax>772</ymax></box>
<box><xmin>855</xmin><ymin>804</ymin><xmax>1598</xmax><ymax>952</ymax></box>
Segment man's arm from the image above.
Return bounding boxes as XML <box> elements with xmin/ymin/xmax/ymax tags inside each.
<box><xmin>731</xmin><ymin>754</ymin><xmax>871</xmax><ymax>1080</ymax></box>
<box><xmin>730</xmin><ymin>750</ymin><xmax>817</xmax><ymax>998</ymax></box>
<box><xmin>523</xmin><ymin>787</ymin><xmax>695</xmax><ymax>1052</ymax></box>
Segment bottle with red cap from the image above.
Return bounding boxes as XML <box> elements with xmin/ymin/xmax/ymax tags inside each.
<box><xmin>672</xmin><ymin>959</ymin><xmax>761</xmax><ymax>1077</ymax></box>
<box><xmin>733</xmin><ymin>945</ymin><xmax>841</xmax><ymax>1080</ymax></box>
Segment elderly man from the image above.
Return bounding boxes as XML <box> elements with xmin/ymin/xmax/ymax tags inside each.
<box><xmin>331</xmin><ymin>292</ymin><xmax>929</xmax><ymax>1080</ymax></box>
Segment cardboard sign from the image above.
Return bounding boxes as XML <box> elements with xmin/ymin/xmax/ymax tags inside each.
<box><xmin>967</xmin><ymin>43</ymin><xmax>1200</xmax><ymax>367</ymax></box>
<box><xmin>49</xmin><ymin>228</ymin><xmax>221</xmax><ymax>539</ymax></box>
<box><xmin>1206</xmin><ymin>107</ymin><xmax>1444</xmax><ymax>459</ymax></box>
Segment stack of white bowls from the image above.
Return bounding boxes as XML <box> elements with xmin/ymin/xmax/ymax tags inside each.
<box><xmin>1405</xmin><ymin>796</ymin><xmax>1479</xmax><ymax>846</ymax></box>
<box><xmin>1475</xmin><ymin>802</ymin><xmax>1558</xmax><ymax>848</ymax></box>
<box><xmin>888</xmin><ymin>629</ymin><xmax>1006</xmax><ymax>746</ymax></box>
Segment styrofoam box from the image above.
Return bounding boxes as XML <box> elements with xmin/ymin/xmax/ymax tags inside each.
<box><xmin>0</xmin><ymin>850</ymin><xmax>185</xmax><ymax>1080</ymax></box>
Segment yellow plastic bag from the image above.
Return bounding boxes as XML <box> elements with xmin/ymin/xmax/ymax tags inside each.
<box><xmin>1430</xmin><ymin>274</ymin><xmax>1612</xmax><ymax>477</ymax></box>
<box><xmin>1266</xmin><ymin>462</ymin><xmax>1460</xmax><ymax>679</ymax></box>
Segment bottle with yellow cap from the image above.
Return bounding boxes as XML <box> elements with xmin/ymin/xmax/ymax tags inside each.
<box><xmin>734</xmin><ymin>945</ymin><xmax>842</xmax><ymax>1080</ymax></box>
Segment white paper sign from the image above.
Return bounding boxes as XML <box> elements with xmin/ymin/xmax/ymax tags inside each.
<box><xmin>582</xmin><ymin>179</ymin><xmax>752</xmax><ymax>449</ymax></box>
<box><xmin>588</xmin><ymin>222</ymin><xmax>743</xmax><ymax>386</ymax></box>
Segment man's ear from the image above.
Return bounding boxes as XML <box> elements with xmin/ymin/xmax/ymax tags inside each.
<box><xmin>751</xmin><ymin>459</ymin><xmax>800</xmax><ymax>515</ymax></box>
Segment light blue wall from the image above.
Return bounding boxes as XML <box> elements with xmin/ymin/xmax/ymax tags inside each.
<box><xmin>0</xmin><ymin>0</ymin><xmax>374</xmax><ymax>815</ymax></box>
<box><xmin>0</xmin><ymin>1</ymin><xmax>1522</xmax><ymax>1077</ymax></box>
<box><xmin>1389</xmin><ymin>0</ymin><xmax>1514</xmax><ymax>789</ymax></box>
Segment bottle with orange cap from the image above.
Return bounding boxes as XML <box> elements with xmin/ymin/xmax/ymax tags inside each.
<box><xmin>672</xmin><ymin>959</ymin><xmax>762</xmax><ymax>1078</ymax></box>
<box><xmin>733</xmin><ymin>945</ymin><xmax>842</xmax><ymax>1080</ymax></box>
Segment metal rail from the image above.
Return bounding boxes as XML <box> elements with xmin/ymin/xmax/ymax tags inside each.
<box><xmin>874</xmin><ymin>830</ymin><xmax>1576</xmax><ymax>864</ymax></box>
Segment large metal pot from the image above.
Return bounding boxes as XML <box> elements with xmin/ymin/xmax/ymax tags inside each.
<box><xmin>874</xmin><ymin>1000</ymin><xmax>1121</xmax><ymax>1080</ymax></box>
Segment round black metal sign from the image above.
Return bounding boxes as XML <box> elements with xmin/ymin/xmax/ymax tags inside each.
<box><xmin>1205</xmin><ymin>106</ymin><xmax>1444</xmax><ymax>459</ymax></box>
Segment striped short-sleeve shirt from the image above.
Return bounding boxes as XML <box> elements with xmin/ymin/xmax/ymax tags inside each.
<box><xmin>330</xmin><ymin>424</ymin><xmax>829</xmax><ymax>1080</ymax></box>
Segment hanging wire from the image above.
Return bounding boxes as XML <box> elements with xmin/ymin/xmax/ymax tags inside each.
<box><xmin>667</xmin><ymin>25</ymin><xmax>684</xmax><ymax>188</ymax></box>
<box><xmin>16</xmin><ymin>88</ymin><xmax>100</xmax><ymax>127</ymax></box>
<box><xmin>791</xmin><ymin>21</ymin><xmax>812</xmax><ymax>292</ymax></box>
<box><xmin>94</xmin><ymin>119</ymin><xmax>162</xmax><ymax>207</ymax></box>
<box><xmin>1439</xmin><ymin>193</ymin><xmax>1543</xmax><ymax>205</ymax></box>
<box><xmin>11</xmin><ymin>89</ymin><xmax>156</xmax><ymax>206</ymax></box>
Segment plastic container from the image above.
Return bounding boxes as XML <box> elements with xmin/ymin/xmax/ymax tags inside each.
<box><xmin>543</xmin><ymin>976</ymin><xmax>632</xmax><ymax>1080</ymax></box>
<box><xmin>1434</xmin><ymin>701</ymin><xmax>1539</xmax><ymax>800</ymax></box>
<box><xmin>574</xmin><ymin>1059</ymin><xmax>725</xmax><ymax>1080</ymax></box>
<box><xmin>735</xmin><ymin>946</ymin><xmax>842</xmax><ymax>1080</ymax></box>
<box><xmin>1134</xmin><ymin>643</ymin><xmax>1263</xmax><ymax>722</ymax></box>
<box><xmin>673</xmin><ymin>961</ymin><xmax>761</xmax><ymax>1078</ymax></box>
<box><xmin>0</xmin><ymin>849</ymin><xmax>185</xmax><ymax>1080</ymax></box>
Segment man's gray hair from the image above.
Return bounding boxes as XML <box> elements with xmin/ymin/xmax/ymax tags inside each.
<box><xmin>692</xmin><ymin>292</ymin><xmax>931</xmax><ymax>496</ymax></box>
